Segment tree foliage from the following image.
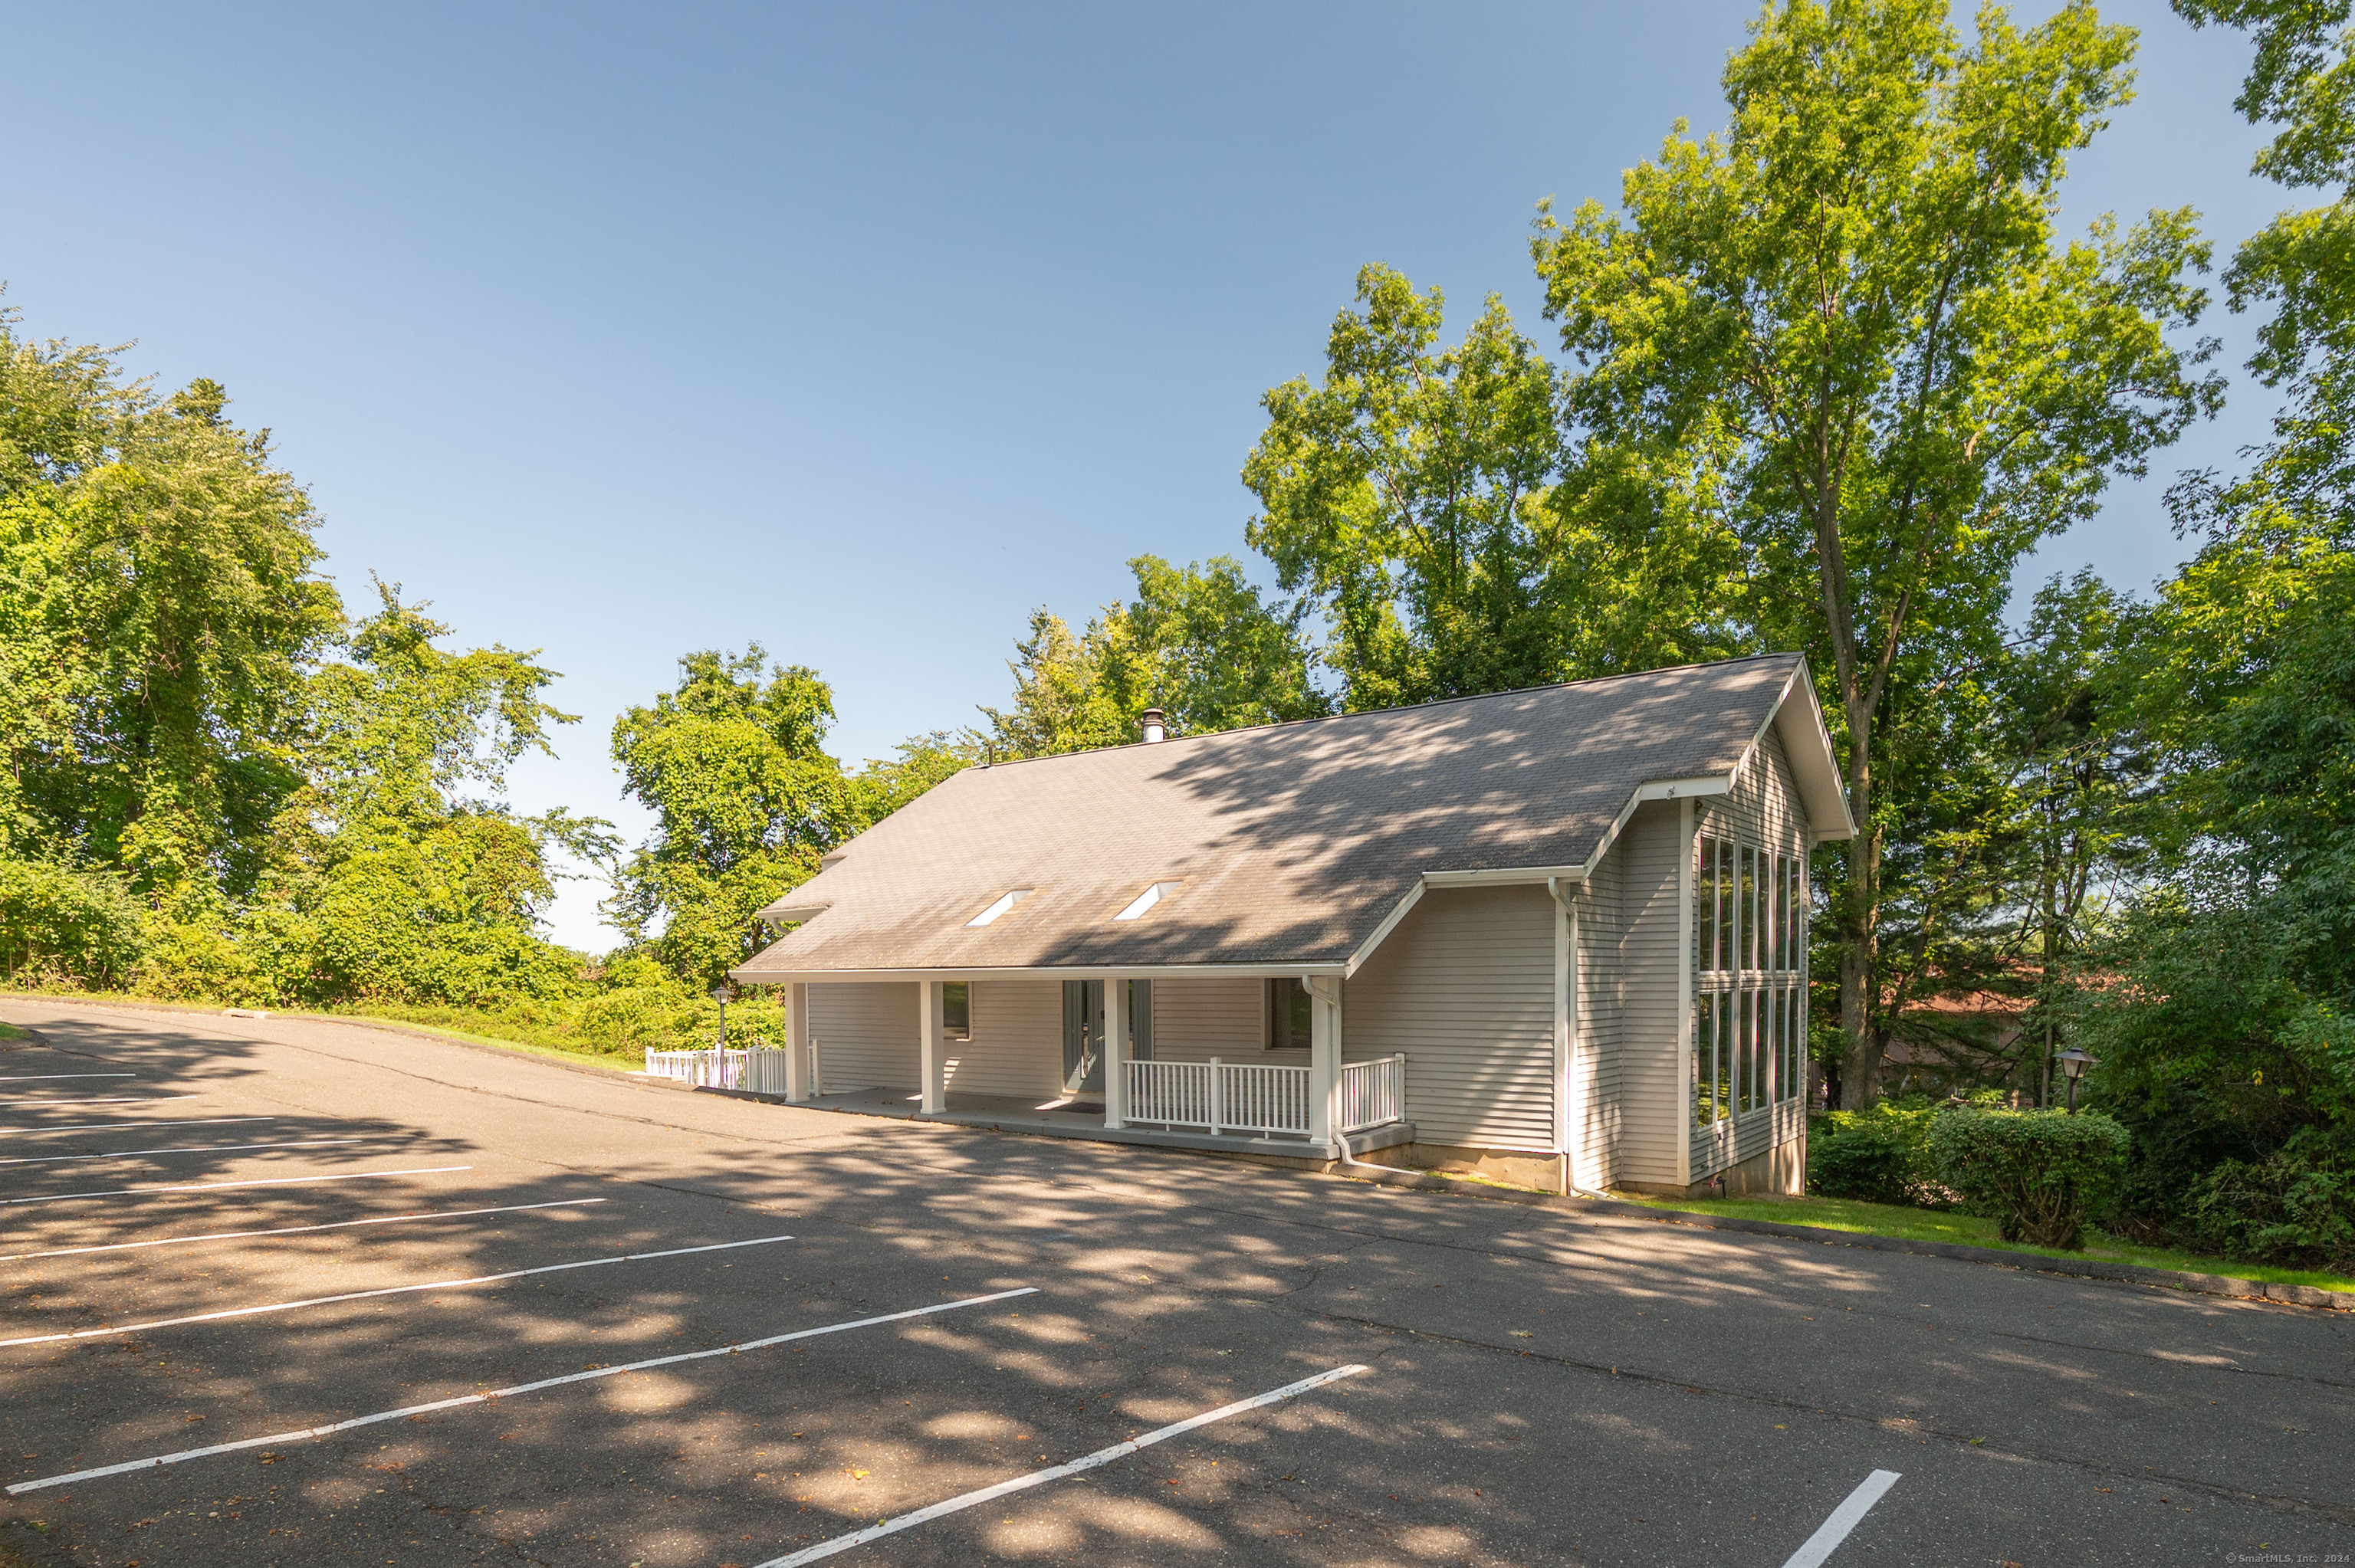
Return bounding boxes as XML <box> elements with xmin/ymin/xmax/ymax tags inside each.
<box><xmin>978</xmin><ymin>554</ymin><xmax>1327</xmax><ymax>756</ymax></box>
<box><xmin>0</xmin><ymin>317</ymin><xmax>339</xmax><ymax>897</ymax></box>
<box><xmin>1244</xmin><ymin>267</ymin><xmax>1565</xmax><ymax>708</ymax></box>
<box><xmin>1527</xmin><ymin>0</ymin><xmax>2218</xmax><ymax>1104</ymax></box>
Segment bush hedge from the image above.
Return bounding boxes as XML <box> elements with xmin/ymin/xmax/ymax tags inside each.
<box><xmin>1808</xmin><ymin>1100</ymin><xmax>1940</xmax><ymax>1205</ymax></box>
<box><xmin>1927</xmin><ymin>1109</ymin><xmax>2132</xmax><ymax>1250</ymax></box>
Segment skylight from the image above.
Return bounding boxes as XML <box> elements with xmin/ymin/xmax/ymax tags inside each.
<box><xmin>966</xmin><ymin>890</ymin><xmax>1030</xmax><ymax>927</ymax></box>
<box><xmin>1113</xmin><ymin>882</ymin><xmax>1178</xmax><ymax>921</ymax></box>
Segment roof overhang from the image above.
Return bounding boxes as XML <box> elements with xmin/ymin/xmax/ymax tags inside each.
<box><xmin>729</xmin><ymin>960</ymin><xmax>1350</xmax><ymax>986</ymax></box>
<box><xmin>1747</xmin><ymin>661</ymin><xmax>1856</xmax><ymax>841</ymax></box>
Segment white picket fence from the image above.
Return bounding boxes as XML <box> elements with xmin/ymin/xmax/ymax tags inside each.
<box><xmin>643</xmin><ymin>1045</ymin><xmax>795</xmax><ymax>1096</ymax></box>
<box><xmin>1124</xmin><ymin>1054</ymin><xmax>1405</xmax><ymax>1138</ymax></box>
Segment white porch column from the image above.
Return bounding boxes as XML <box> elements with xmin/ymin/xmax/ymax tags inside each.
<box><xmin>1306</xmin><ymin>976</ymin><xmax>1342</xmax><ymax>1148</ymax></box>
<box><xmin>783</xmin><ymin>981</ymin><xmax>811</xmax><ymax>1102</ymax></box>
<box><xmin>1102</xmin><ymin>976</ymin><xmax>1129</xmax><ymax>1129</ymax></box>
<box><xmin>918</xmin><ymin>980</ymin><xmax>947</xmax><ymax>1114</ymax></box>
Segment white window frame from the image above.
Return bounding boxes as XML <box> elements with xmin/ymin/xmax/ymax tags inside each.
<box><xmin>1693</xmin><ymin>832</ymin><xmax>1806</xmax><ymax>1127</ymax></box>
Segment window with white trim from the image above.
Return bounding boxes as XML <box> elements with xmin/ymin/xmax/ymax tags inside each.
<box><xmin>943</xmin><ymin>981</ymin><xmax>971</xmax><ymax>1041</ymax></box>
<box><xmin>1693</xmin><ymin>834</ymin><xmax>1805</xmax><ymax>1126</ymax></box>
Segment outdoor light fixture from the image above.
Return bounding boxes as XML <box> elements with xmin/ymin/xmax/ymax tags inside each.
<box><xmin>710</xmin><ymin>982</ymin><xmax>734</xmax><ymax>1056</ymax></box>
<box><xmin>2054</xmin><ymin>1047</ymin><xmax>2097</xmax><ymax>1114</ymax></box>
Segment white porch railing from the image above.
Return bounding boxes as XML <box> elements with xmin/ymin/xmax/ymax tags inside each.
<box><xmin>645</xmin><ymin>1045</ymin><xmax>794</xmax><ymax>1096</ymax></box>
<box><xmin>1124</xmin><ymin>1055</ymin><xmax>1406</xmax><ymax>1139</ymax></box>
<box><xmin>1340</xmin><ymin>1054</ymin><xmax>1407</xmax><ymax>1133</ymax></box>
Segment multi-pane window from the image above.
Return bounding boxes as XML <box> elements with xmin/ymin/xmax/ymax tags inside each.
<box><xmin>1693</xmin><ymin>834</ymin><xmax>1806</xmax><ymax>1125</ymax></box>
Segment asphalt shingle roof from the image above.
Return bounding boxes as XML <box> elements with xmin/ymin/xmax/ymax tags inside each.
<box><xmin>732</xmin><ymin>652</ymin><xmax>1813</xmax><ymax>979</ymax></box>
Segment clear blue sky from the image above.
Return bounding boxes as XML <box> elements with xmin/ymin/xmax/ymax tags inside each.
<box><xmin>2</xmin><ymin>2</ymin><xmax>2276</xmax><ymax>949</ymax></box>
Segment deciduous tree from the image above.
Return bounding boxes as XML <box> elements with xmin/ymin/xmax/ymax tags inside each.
<box><xmin>1532</xmin><ymin>0</ymin><xmax>2220</xmax><ymax>1104</ymax></box>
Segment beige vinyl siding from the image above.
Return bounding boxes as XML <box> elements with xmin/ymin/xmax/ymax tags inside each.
<box><xmin>1345</xmin><ymin>884</ymin><xmax>1555</xmax><ymax>1150</ymax></box>
<box><xmin>1689</xmin><ymin>725</ymin><xmax>1811</xmax><ymax>1178</ymax></box>
<box><xmin>1149</xmin><ymin>977</ymin><xmax>1269</xmax><ymax>1061</ymax></box>
<box><xmin>809</xmin><ymin>981</ymin><xmax>918</xmax><ymax>1093</ymax></box>
<box><xmin>941</xmin><ymin>978</ymin><xmax>1063</xmax><ymax>1097</ymax></box>
<box><xmin>1573</xmin><ymin>828</ymin><xmax>1624</xmax><ymax>1189</ymax></box>
<box><xmin>1612</xmin><ymin>799</ymin><xmax>1691</xmax><ymax>1187</ymax></box>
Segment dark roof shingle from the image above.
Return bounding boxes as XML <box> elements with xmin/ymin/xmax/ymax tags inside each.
<box><xmin>734</xmin><ymin>653</ymin><xmax>1816</xmax><ymax>978</ymax></box>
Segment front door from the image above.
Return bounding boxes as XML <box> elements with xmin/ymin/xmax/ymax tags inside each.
<box><xmin>1062</xmin><ymin>979</ymin><xmax>1152</xmax><ymax>1097</ymax></box>
<box><xmin>1062</xmin><ymin>979</ymin><xmax>1105</xmax><ymax>1095</ymax></box>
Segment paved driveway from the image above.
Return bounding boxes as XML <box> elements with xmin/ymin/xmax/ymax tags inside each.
<box><xmin>1</xmin><ymin>999</ymin><xmax>2348</xmax><ymax>1567</ymax></box>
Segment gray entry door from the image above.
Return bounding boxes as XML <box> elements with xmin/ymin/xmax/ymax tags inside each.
<box><xmin>1062</xmin><ymin>979</ymin><xmax>1105</xmax><ymax>1094</ymax></box>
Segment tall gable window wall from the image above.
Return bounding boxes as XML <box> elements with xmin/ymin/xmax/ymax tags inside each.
<box><xmin>1693</xmin><ymin>833</ymin><xmax>1805</xmax><ymax>1125</ymax></box>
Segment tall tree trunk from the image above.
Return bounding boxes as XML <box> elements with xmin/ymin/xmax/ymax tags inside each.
<box><xmin>1836</xmin><ymin>781</ymin><xmax>1883</xmax><ymax>1110</ymax></box>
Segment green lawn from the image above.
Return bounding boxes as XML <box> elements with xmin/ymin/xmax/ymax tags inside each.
<box><xmin>1614</xmin><ymin>1190</ymin><xmax>2355</xmax><ymax>1294</ymax></box>
<box><xmin>0</xmin><ymin>989</ymin><xmax>645</xmax><ymax>1073</ymax></box>
<box><xmin>0</xmin><ymin>1022</ymin><xmax>24</xmax><ymax>1040</ymax></box>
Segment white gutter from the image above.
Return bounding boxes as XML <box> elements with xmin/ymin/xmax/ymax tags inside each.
<box><xmin>730</xmin><ymin>959</ymin><xmax>1350</xmax><ymax>986</ymax></box>
<box><xmin>1575</xmin><ymin>773</ymin><xmax>1735</xmax><ymax>881</ymax></box>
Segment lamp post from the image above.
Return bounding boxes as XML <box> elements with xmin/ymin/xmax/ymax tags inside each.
<box><xmin>709</xmin><ymin>982</ymin><xmax>734</xmax><ymax>1084</ymax></box>
<box><xmin>2054</xmin><ymin>1047</ymin><xmax>2097</xmax><ymax>1114</ymax></box>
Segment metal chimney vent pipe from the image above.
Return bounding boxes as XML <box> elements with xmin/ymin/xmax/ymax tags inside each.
<box><xmin>1141</xmin><ymin>707</ymin><xmax>1166</xmax><ymax>743</ymax></box>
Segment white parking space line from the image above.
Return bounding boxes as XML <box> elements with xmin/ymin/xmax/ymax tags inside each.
<box><xmin>2</xmin><ymin>1165</ymin><xmax>470</xmax><ymax>1207</ymax></box>
<box><xmin>6</xmin><ymin>1287</ymin><xmax>1040</xmax><ymax>1494</ymax></box>
<box><xmin>0</xmin><ymin>1199</ymin><xmax>607</xmax><ymax>1263</ymax></box>
<box><xmin>0</xmin><ymin>1138</ymin><xmax>377</xmax><ymax>1169</ymax></box>
<box><xmin>0</xmin><ymin>1095</ymin><xmax>196</xmax><ymax>1107</ymax></box>
<box><xmin>754</xmin><ymin>1363</ymin><xmax>1373</xmax><ymax>1568</ymax></box>
<box><xmin>0</xmin><ymin>1234</ymin><xmax>800</xmax><ymax>1347</ymax></box>
<box><xmin>0</xmin><ymin>1074</ymin><xmax>136</xmax><ymax>1082</ymax></box>
<box><xmin>1780</xmin><ymin>1470</ymin><xmax>1903</xmax><ymax>1568</ymax></box>
<box><xmin>8</xmin><ymin>1117</ymin><xmax>273</xmax><ymax>1137</ymax></box>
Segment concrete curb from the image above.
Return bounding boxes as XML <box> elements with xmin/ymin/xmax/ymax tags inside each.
<box><xmin>1322</xmin><ymin>1160</ymin><xmax>2353</xmax><ymax>1311</ymax></box>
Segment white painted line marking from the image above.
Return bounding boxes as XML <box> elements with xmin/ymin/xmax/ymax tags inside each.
<box><xmin>1780</xmin><ymin>1469</ymin><xmax>1902</xmax><ymax>1568</ymax></box>
<box><xmin>0</xmin><ymin>1074</ymin><xmax>135</xmax><ymax>1082</ymax></box>
<box><xmin>2</xmin><ymin>1166</ymin><xmax>470</xmax><ymax>1207</ymax></box>
<box><xmin>4</xmin><ymin>1117</ymin><xmax>272</xmax><ymax>1137</ymax></box>
<box><xmin>0</xmin><ymin>1199</ymin><xmax>606</xmax><ymax>1263</ymax></box>
<box><xmin>752</xmin><ymin>1363</ymin><xmax>1372</xmax><ymax>1567</ymax></box>
<box><xmin>0</xmin><ymin>1138</ymin><xmax>376</xmax><ymax>1169</ymax></box>
<box><xmin>5</xmin><ymin>1287</ymin><xmax>1038</xmax><ymax>1494</ymax></box>
<box><xmin>0</xmin><ymin>1233</ymin><xmax>796</xmax><ymax>1347</ymax></box>
<box><xmin>0</xmin><ymin>1095</ymin><xmax>196</xmax><ymax>1107</ymax></box>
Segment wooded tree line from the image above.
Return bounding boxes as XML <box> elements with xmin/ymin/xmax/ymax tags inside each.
<box><xmin>3</xmin><ymin>0</ymin><xmax>2350</xmax><ymax>1265</ymax></box>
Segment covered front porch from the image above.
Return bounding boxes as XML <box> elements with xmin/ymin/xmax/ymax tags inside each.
<box><xmin>784</xmin><ymin>1082</ymin><xmax>1413</xmax><ymax>1162</ymax></box>
<box><xmin>678</xmin><ymin>969</ymin><xmax>1414</xmax><ymax>1161</ymax></box>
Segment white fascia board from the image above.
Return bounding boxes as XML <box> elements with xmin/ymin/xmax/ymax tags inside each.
<box><xmin>1739</xmin><ymin>662</ymin><xmax>1857</xmax><ymax>841</ymax></box>
<box><xmin>1577</xmin><ymin>773</ymin><xmax>1736</xmax><ymax>879</ymax></box>
<box><xmin>729</xmin><ymin>960</ymin><xmax>1349</xmax><ymax>986</ymax></box>
<box><xmin>1344</xmin><ymin>864</ymin><xmax>1591</xmax><ymax>977</ymax></box>
<box><xmin>1342</xmin><ymin>880</ymin><xmax>1426</xmax><ymax>978</ymax></box>
<box><xmin>1419</xmin><ymin>865</ymin><xmax>1589</xmax><ymax>889</ymax></box>
<box><xmin>757</xmin><ymin>901</ymin><xmax>833</xmax><ymax>924</ymax></box>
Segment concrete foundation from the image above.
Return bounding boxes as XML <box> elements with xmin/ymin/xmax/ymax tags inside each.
<box><xmin>1352</xmin><ymin>1141</ymin><xmax>1572</xmax><ymax>1192</ymax></box>
<box><xmin>1620</xmin><ymin>1133</ymin><xmax>1806</xmax><ymax>1199</ymax></box>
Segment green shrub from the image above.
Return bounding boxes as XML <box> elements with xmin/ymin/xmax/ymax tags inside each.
<box><xmin>1808</xmin><ymin>1097</ymin><xmax>1944</xmax><ymax>1205</ymax></box>
<box><xmin>0</xmin><ymin>857</ymin><xmax>147</xmax><ymax>989</ymax></box>
<box><xmin>2179</xmin><ymin>1130</ymin><xmax>2355</xmax><ymax>1273</ymax></box>
<box><xmin>1927</xmin><ymin>1109</ymin><xmax>2132</xmax><ymax>1250</ymax></box>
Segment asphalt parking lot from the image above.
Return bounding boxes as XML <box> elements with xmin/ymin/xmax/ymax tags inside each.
<box><xmin>1</xmin><ymin>999</ymin><xmax>2349</xmax><ymax>1567</ymax></box>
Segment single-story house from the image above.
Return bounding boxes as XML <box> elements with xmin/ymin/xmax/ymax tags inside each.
<box><xmin>728</xmin><ymin>651</ymin><xmax>1855</xmax><ymax>1197</ymax></box>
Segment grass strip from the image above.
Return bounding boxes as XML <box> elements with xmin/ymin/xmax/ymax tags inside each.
<box><xmin>1611</xmin><ymin>1191</ymin><xmax>2355</xmax><ymax>1294</ymax></box>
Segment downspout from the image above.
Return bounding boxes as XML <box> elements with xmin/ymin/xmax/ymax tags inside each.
<box><xmin>1547</xmin><ymin>876</ymin><xmax>1611</xmax><ymax>1202</ymax></box>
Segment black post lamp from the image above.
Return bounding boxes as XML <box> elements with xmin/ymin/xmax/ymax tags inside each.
<box><xmin>710</xmin><ymin>981</ymin><xmax>734</xmax><ymax>1054</ymax></box>
<box><xmin>2054</xmin><ymin>1047</ymin><xmax>2097</xmax><ymax>1114</ymax></box>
